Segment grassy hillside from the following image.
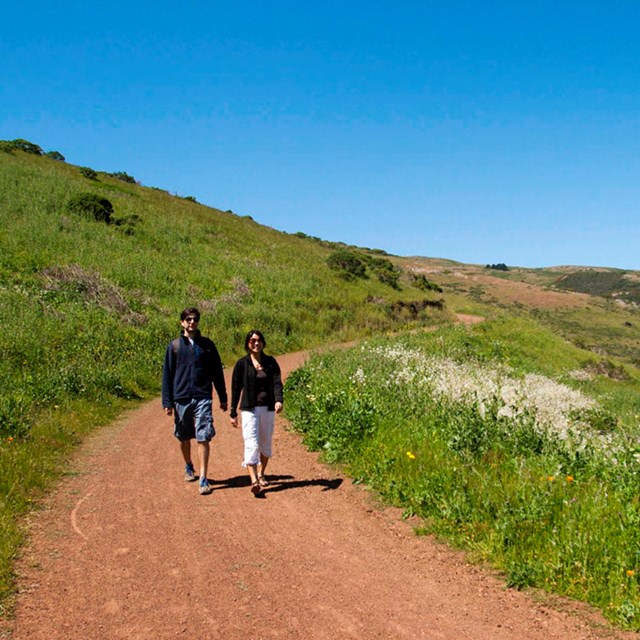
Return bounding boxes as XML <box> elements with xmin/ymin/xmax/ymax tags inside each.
<box><xmin>0</xmin><ymin>143</ymin><xmax>448</xmax><ymax>606</ymax></box>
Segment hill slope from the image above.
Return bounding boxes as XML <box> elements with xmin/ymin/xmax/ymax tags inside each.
<box><xmin>0</xmin><ymin>142</ymin><xmax>447</xmax><ymax>603</ymax></box>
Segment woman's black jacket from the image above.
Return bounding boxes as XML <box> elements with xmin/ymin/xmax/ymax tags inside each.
<box><xmin>229</xmin><ymin>354</ymin><xmax>283</xmax><ymax>418</ymax></box>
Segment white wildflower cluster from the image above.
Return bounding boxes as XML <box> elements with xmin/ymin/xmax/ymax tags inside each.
<box><xmin>350</xmin><ymin>367</ymin><xmax>366</xmax><ymax>386</ymax></box>
<box><xmin>368</xmin><ymin>344</ymin><xmax>630</xmax><ymax>460</ymax></box>
<box><xmin>567</xmin><ymin>369</ymin><xmax>594</xmax><ymax>382</ymax></box>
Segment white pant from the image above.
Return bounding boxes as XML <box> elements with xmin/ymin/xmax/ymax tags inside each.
<box><xmin>241</xmin><ymin>406</ymin><xmax>275</xmax><ymax>467</ymax></box>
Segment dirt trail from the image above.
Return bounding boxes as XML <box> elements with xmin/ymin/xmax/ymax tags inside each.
<box><xmin>4</xmin><ymin>343</ymin><xmax>637</xmax><ymax>639</ymax></box>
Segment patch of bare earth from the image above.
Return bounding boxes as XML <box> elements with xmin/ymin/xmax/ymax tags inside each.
<box><xmin>404</xmin><ymin>259</ymin><xmax>591</xmax><ymax>309</ymax></box>
<box><xmin>467</xmin><ymin>273</ymin><xmax>591</xmax><ymax>309</ymax></box>
<box><xmin>2</xmin><ymin>351</ymin><xmax>636</xmax><ymax>639</ymax></box>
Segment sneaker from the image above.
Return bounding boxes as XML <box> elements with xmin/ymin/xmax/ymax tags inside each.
<box><xmin>199</xmin><ymin>478</ymin><xmax>212</xmax><ymax>495</ymax></box>
<box><xmin>184</xmin><ymin>462</ymin><xmax>196</xmax><ymax>482</ymax></box>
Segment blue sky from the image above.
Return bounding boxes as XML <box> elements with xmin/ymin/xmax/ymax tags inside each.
<box><xmin>2</xmin><ymin>1</ymin><xmax>639</xmax><ymax>269</ymax></box>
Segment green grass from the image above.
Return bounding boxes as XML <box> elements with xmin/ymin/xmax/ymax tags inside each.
<box><xmin>0</xmin><ymin>146</ymin><xmax>449</xmax><ymax>608</ymax></box>
<box><xmin>285</xmin><ymin>318</ymin><xmax>640</xmax><ymax>629</ymax></box>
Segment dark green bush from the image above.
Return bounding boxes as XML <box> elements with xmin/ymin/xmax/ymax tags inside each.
<box><xmin>79</xmin><ymin>166</ymin><xmax>98</xmax><ymax>180</ymax></box>
<box><xmin>10</xmin><ymin>139</ymin><xmax>43</xmax><ymax>155</ymax></box>
<box><xmin>327</xmin><ymin>249</ymin><xmax>367</xmax><ymax>280</ymax></box>
<box><xmin>108</xmin><ymin>171</ymin><xmax>136</xmax><ymax>184</ymax></box>
<box><xmin>112</xmin><ymin>213</ymin><xmax>141</xmax><ymax>235</ymax></box>
<box><xmin>412</xmin><ymin>274</ymin><xmax>443</xmax><ymax>293</ymax></box>
<box><xmin>362</xmin><ymin>254</ymin><xmax>401</xmax><ymax>289</ymax></box>
<box><xmin>66</xmin><ymin>193</ymin><xmax>114</xmax><ymax>224</ymax></box>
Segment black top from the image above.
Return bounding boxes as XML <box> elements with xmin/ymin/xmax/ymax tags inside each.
<box><xmin>230</xmin><ymin>354</ymin><xmax>283</xmax><ymax>418</ymax></box>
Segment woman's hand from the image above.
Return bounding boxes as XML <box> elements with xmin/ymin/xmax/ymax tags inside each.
<box><xmin>275</xmin><ymin>402</ymin><xmax>283</xmax><ymax>414</ymax></box>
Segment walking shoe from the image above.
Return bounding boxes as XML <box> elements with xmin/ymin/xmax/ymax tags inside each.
<box><xmin>199</xmin><ymin>478</ymin><xmax>212</xmax><ymax>495</ymax></box>
<box><xmin>184</xmin><ymin>462</ymin><xmax>196</xmax><ymax>482</ymax></box>
<box><xmin>251</xmin><ymin>481</ymin><xmax>263</xmax><ymax>497</ymax></box>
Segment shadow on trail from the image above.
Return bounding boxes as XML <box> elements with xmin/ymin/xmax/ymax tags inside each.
<box><xmin>209</xmin><ymin>474</ymin><xmax>343</xmax><ymax>494</ymax></box>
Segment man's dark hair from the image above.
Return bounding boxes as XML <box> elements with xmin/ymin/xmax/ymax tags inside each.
<box><xmin>180</xmin><ymin>307</ymin><xmax>200</xmax><ymax>321</ymax></box>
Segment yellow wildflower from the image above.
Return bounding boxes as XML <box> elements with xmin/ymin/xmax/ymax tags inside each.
<box><xmin>566</xmin><ymin>475</ymin><xmax>574</xmax><ymax>483</ymax></box>
<box><xmin>627</xmin><ymin>570</ymin><xmax>635</xmax><ymax>577</ymax></box>
<box><xmin>547</xmin><ymin>476</ymin><xmax>555</xmax><ymax>482</ymax></box>
<box><xmin>406</xmin><ymin>451</ymin><xmax>416</xmax><ymax>460</ymax></box>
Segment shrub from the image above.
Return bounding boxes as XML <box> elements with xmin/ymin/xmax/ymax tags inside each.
<box><xmin>108</xmin><ymin>171</ymin><xmax>136</xmax><ymax>184</ymax></box>
<box><xmin>66</xmin><ymin>193</ymin><xmax>113</xmax><ymax>224</ymax></box>
<box><xmin>327</xmin><ymin>249</ymin><xmax>367</xmax><ymax>280</ymax></box>
<box><xmin>79</xmin><ymin>166</ymin><xmax>98</xmax><ymax>180</ymax></box>
<box><xmin>362</xmin><ymin>254</ymin><xmax>401</xmax><ymax>289</ymax></box>
<box><xmin>412</xmin><ymin>274</ymin><xmax>443</xmax><ymax>293</ymax></box>
<box><xmin>486</xmin><ymin>263</ymin><xmax>509</xmax><ymax>271</ymax></box>
<box><xmin>10</xmin><ymin>139</ymin><xmax>43</xmax><ymax>155</ymax></box>
<box><xmin>45</xmin><ymin>150</ymin><xmax>65</xmax><ymax>162</ymax></box>
<box><xmin>112</xmin><ymin>213</ymin><xmax>141</xmax><ymax>235</ymax></box>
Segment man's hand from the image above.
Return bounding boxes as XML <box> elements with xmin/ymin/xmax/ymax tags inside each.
<box><xmin>164</xmin><ymin>407</ymin><xmax>173</xmax><ymax>417</ymax></box>
<box><xmin>230</xmin><ymin>416</ymin><xmax>238</xmax><ymax>428</ymax></box>
<box><xmin>275</xmin><ymin>402</ymin><xmax>283</xmax><ymax>414</ymax></box>
<box><xmin>219</xmin><ymin>401</ymin><xmax>228</xmax><ymax>412</ymax></box>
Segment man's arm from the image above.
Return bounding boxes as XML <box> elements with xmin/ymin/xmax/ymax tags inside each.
<box><xmin>161</xmin><ymin>343</ymin><xmax>175</xmax><ymax>411</ymax></box>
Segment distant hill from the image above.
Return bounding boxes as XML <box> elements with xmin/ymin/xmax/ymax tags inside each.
<box><xmin>552</xmin><ymin>270</ymin><xmax>640</xmax><ymax>306</ymax></box>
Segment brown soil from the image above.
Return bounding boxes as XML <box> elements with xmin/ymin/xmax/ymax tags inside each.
<box><xmin>3</xmin><ymin>345</ymin><xmax>637</xmax><ymax>640</ymax></box>
<box><xmin>463</xmin><ymin>272</ymin><xmax>591</xmax><ymax>309</ymax></box>
<box><xmin>404</xmin><ymin>258</ymin><xmax>591</xmax><ymax>309</ymax></box>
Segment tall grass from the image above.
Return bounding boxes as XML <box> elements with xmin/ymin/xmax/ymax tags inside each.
<box><xmin>285</xmin><ymin>318</ymin><xmax>640</xmax><ymax>629</ymax></box>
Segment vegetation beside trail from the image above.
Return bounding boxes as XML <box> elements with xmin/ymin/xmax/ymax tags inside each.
<box><xmin>286</xmin><ymin>317</ymin><xmax>640</xmax><ymax>629</ymax></box>
<box><xmin>0</xmin><ymin>144</ymin><xmax>447</xmax><ymax>608</ymax></box>
<box><xmin>2</xmin><ymin>140</ymin><xmax>640</xmax><ymax>630</ymax></box>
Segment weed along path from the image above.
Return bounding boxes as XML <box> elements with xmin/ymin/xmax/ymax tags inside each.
<box><xmin>5</xmin><ymin>347</ymin><xmax>636</xmax><ymax>640</ymax></box>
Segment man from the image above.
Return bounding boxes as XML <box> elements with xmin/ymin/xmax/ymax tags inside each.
<box><xmin>162</xmin><ymin>307</ymin><xmax>228</xmax><ymax>495</ymax></box>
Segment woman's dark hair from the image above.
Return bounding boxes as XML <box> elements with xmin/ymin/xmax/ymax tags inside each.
<box><xmin>244</xmin><ymin>329</ymin><xmax>266</xmax><ymax>351</ymax></box>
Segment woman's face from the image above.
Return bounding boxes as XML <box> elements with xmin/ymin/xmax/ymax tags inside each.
<box><xmin>248</xmin><ymin>333</ymin><xmax>263</xmax><ymax>355</ymax></box>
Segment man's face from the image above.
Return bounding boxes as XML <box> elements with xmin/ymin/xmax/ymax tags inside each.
<box><xmin>181</xmin><ymin>314</ymin><xmax>200</xmax><ymax>334</ymax></box>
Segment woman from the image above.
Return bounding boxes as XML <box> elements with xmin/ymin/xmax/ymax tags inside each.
<box><xmin>230</xmin><ymin>329</ymin><xmax>283</xmax><ymax>496</ymax></box>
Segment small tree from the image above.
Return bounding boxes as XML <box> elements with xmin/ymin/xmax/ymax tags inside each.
<box><xmin>66</xmin><ymin>193</ymin><xmax>113</xmax><ymax>224</ymax></box>
<box><xmin>486</xmin><ymin>263</ymin><xmax>509</xmax><ymax>271</ymax></box>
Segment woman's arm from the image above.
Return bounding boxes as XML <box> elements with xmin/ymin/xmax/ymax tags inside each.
<box><xmin>229</xmin><ymin>358</ymin><xmax>244</xmax><ymax>419</ymax></box>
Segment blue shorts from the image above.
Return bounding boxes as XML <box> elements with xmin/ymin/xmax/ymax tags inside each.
<box><xmin>173</xmin><ymin>398</ymin><xmax>215</xmax><ymax>442</ymax></box>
